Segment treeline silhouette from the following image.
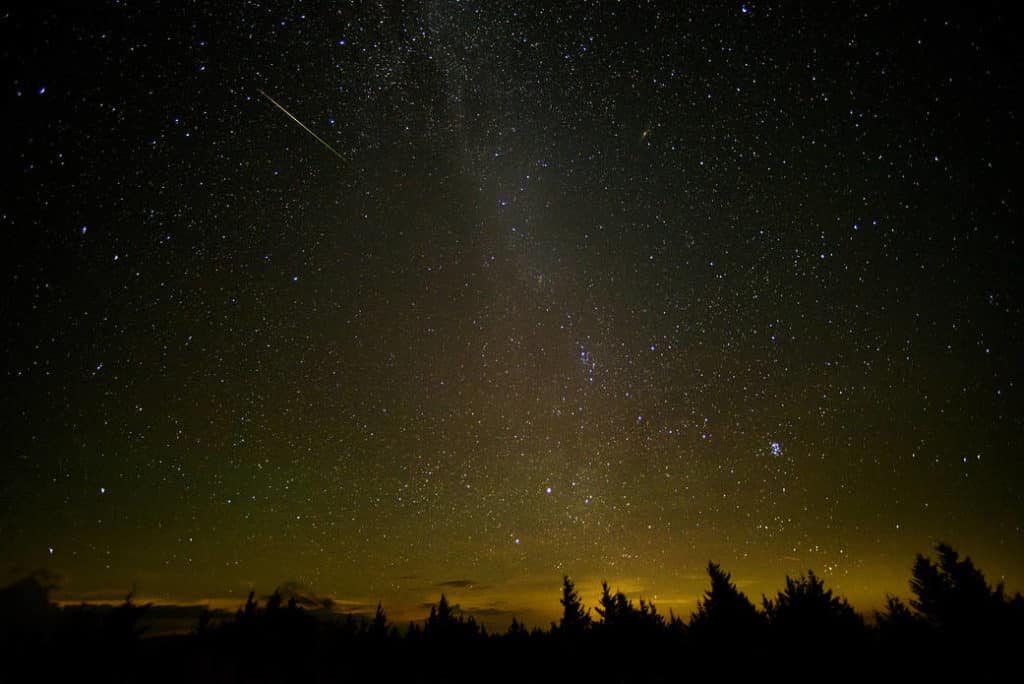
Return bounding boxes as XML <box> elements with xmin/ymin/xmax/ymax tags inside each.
<box><xmin>2</xmin><ymin>542</ymin><xmax>1021</xmax><ymax>682</ymax></box>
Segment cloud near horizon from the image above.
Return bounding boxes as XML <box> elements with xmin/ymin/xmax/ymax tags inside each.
<box><xmin>434</xmin><ymin>579</ymin><xmax>481</xmax><ymax>589</ymax></box>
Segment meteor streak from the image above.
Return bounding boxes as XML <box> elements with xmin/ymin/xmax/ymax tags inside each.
<box><xmin>257</xmin><ymin>88</ymin><xmax>345</xmax><ymax>161</ymax></box>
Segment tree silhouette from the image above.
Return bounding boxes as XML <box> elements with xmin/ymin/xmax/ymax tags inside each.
<box><xmin>874</xmin><ymin>594</ymin><xmax>928</xmax><ymax>652</ymax></box>
<box><xmin>763</xmin><ymin>570</ymin><xmax>863</xmax><ymax>643</ymax></box>
<box><xmin>371</xmin><ymin>600</ymin><xmax>388</xmax><ymax>637</ymax></box>
<box><xmin>424</xmin><ymin>593</ymin><xmax>482</xmax><ymax>641</ymax></box>
<box><xmin>506</xmin><ymin>616</ymin><xmax>529</xmax><ymax>640</ymax></box>
<box><xmin>426</xmin><ymin>592</ymin><xmax>453</xmax><ymax>635</ymax></box>
<box><xmin>667</xmin><ymin>610</ymin><xmax>686</xmax><ymax>638</ymax></box>
<box><xmin>689</xmin><ymin>561</ymin><xmax>762</xmax><ymax>641</ymax></box>
<box><xmin>554</xmin><ymin>575</ymin><xmax>591</xmax><ymax>635</ymax></box>
<box><xmin>594</xmin><ymin>581</ymin><xmax>664</xmax><ymax>635</ymax></box>
<box><xmin>265</xmin><ymin>588</ymin><xmax>283</xmax><ymax>614</ymax></box>
<box><xmin>909</xmin><ymin>542</ymin><xmax>1003</xmax><ymax>632</ymax></box>
<box><xmin>2</xmin><ymin>546</ymin><xmax>1021</xmax><ymax>681</ymax></box>
<box><xmin>637</xmin><ymin>598</ymin><xmax>664</xmax><ymax>631</ymax></box>
<box><xmin>237</xmin><ymin>590</ymin><xmax>258</xmax><ymax>624</ymax></box>
<box><xmin>0</xmin><ymin>574</ymin><xmax>59</xmax><ymax>646</ymax></box>
<box><xmin>595</xmin><ymin>581</ymin><xmax>628</xmax><ymax>630</ymax></box>
<box><xmin>875</xmin><ymin>595</ymin><xmax>917</xmax><ymax>630</ymax></box>
<box><xmin>898</xmin><ymin>540</ymin><xmax>1024</xmax><ymax>657</ymax></box>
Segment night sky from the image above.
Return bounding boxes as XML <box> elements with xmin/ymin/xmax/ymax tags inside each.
<box><xmin>3</xmin><ymin>2</ymin><xmax>1022</xmax><ymax>628</ymax></box>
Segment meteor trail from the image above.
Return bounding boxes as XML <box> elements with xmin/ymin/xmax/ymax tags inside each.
<box><xmin>257</xmin><ymin>88</ymin><xmax>345</xmax><ymax>161</ymax></box>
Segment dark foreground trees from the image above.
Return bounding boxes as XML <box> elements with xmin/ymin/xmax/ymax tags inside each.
<box><xmin>762</xmin><ymin>569</ymin><xmax>864</xmax><ymax>646</ymax></box>
<box><xmin>876</xmin><ymin>542</ymin><xmax>1024</xmax><ymax>652</ymax></box>
<box><xmin>552</xmin><ymin>575</ymin><xmax>591</xmax><ymax>635</ymax></box>
<box><xmin>689</xmin><ymin>561</ymin><xmax>763</xmax><ymax>643</ymax></box>
<box><xmin>1</xmin><ymin>542</ymin><xmax>1020</xmax><ymax>682</ymax></box>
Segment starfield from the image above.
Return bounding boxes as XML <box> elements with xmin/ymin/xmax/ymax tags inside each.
<box><xmin>2</xmin><ymin>2</ymin><xmax>1022</xmax><ymax>681</ymax></box>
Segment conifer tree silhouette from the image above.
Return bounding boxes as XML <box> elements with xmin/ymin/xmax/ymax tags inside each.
<box><xmin>372</xmin><ymin>600</ymin><xmax>388</xmax><ymax>637</ymax></box>
<box><xmin>690</xmin><ymin>561</ymin><xmax>762</xmax><ymax>640</ymax></box>
<box><xmin>909</xmin><ymin>542</ymin><xmax>1001</xmax><ymax>631</ymax></box>
<box><xmin>594</xmin><ymin>581</ymin><xmax>663</xmax><ymax>635</ymax></box>
<box><xmin>265</xmin><ymin>588</ymin><xmax>283</xmax><ymax>614</ymax></box>
<box><xmin>555</xmin><ymin>575</ymin><xmax>591</xmax><ymax>635</ymax></box>
<box><xmin>902</xmin><ymin>540</ymin><xmax>1024</xmax><ymax>653</ymax></box>
<box><xmin>595</xmin><ymin>581</ymin><xmax>627</xmax><ymax>629</ymax></box>
<box><xmin>237</xmin><ymin>590</ymin><xmax>258</xmax><ymax>624</ymax></box>
<box><xmin>506</xmin><ymin>616</ymin><xmax>529</xmax><ymax>640</ymax></box>
<box><xmin>426</xmin><ymin>592</ymin><xmax>453</xmax><ymax>636</ymax></box>
<box><xmin>762</xmin><ymin>570</ymin><xmax>862</xmax><ymax>642</ymax></box>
